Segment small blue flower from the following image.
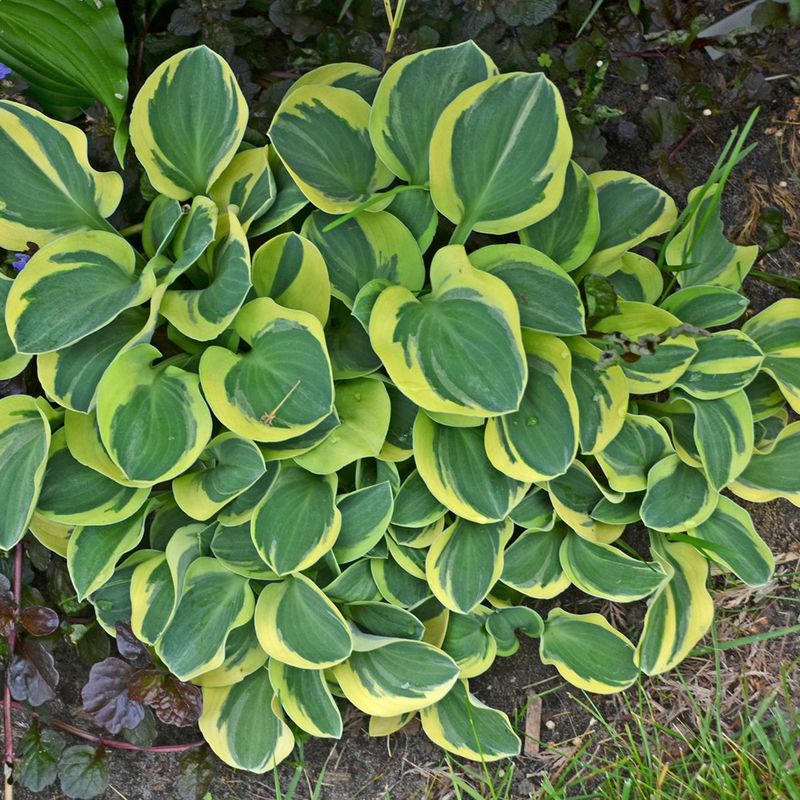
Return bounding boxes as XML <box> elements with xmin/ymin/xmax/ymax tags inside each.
<box><xmin>11</xmin><ymin>253</ymin><xmax>30</xmax><ymax>272</ymax></box>
<box><xmin>0</xmin><ymin>64</ymin><xmax>11</xmax><ymax>80</ymax></box>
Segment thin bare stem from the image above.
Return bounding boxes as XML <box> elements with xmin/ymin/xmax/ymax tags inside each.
<box><xmin>3</xmin><ymin>544</ymin><xmax>23</xmax><ymax>800</ymax></box>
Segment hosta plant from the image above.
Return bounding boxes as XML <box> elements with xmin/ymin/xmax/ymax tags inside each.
<box><xmin>1</xmin><ymin>42</ymin><xmax>797</xmax><ymax>771</ymax></box>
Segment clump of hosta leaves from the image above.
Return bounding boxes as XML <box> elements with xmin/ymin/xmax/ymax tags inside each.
<box><xmin>0</xmin><ymin>42</ymin><xmax>797</xmax><ymax>771</ymax></box>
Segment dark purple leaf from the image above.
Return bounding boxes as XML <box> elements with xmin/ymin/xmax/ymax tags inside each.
<box><xmin>20</xmin><ymin>606</ymin><xmax>59</xmax><ymax>637</ymax></box>
<box><xmin>114</xmin><ymin>621</ymin><xmax>151</xmax><ymax>666</ymax></box>
<box><xmin>81</xmin><ymin>657</ymin><xmax>145</xmax><ymax>735</ymax></box>
<box><xmin>8</xmin><ymin>640</ymin><xmax>59</xmax><ymax>706</ymax></box>
<box><xmin>0</xmin><ymin>573</ymin><xmax>12</xmax><ymax>600</ymax></box>
<box><xmin>0</xmin><ymin>600</ymin><xmax>17</xmax><ymax>638</ymax></box>
<box><xmin>128</xmin><ymin>669</ymin><xmax>202</xmax><ymax>727</ymax></box>
<box><xmin>58</xmin><ymin>745</ymin><xmax>108</xmax><ymax>800</ymax></box>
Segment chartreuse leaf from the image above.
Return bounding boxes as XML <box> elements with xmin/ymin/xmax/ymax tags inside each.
<box><xmin>592</xmin><ymin>301</ymin><xmax>698</xmax><ymax>394</ymax></box>
<box><xmin>559</xmin><ymin>534</ymin><xmax>667</xmax><ymax>602</ymax></box>
<box><xmin>641</xmin><ymin>454</ymin><xmax>716</xmax><ymax>532</ymax></box>
<box><xmin>485</xmin><ymin>606</ymin><xmax>543</xmax><ymax>656</ymax></box>
<box><xmin>0</xmin><ymin>276</ymin><xmax>31</xmax><ymax>379</ymax></box>
<box><xmin>285</xmin><ymin>62</ymin><xmax>381</xmax><ymax>102</ymax></box>
<box><xmin>581</xmin><ymin>171</ymin><xmax>677</xmax><ymax>272</ymax></box>
<box><xmin>0</xmin><ymin>100</ymin><xmax>122</xmax><ymax>249</ymax></box>
<box><xmin>96</xmin><ymin>344</ymin><xmax>212</xmax><ymax>484</ymax></box>
<box><xmin>390</xmin><ymin>517</ymin><xmax>445</xmax><ymax>549</ymax></box>
<box><xmin>0</xmin><ymin>395</ymin><xmax>50</xmax><ymax>549</ymax></box>
<box><xmin>157</xmin><ymin>557</ymin><xmax>254</xmax><ymax>681</ymax></box>
<box><xmin>268</xmin><ymin>660</ymin><xmax>342</xmax><ymax>738</ymax></box>
<box><xmin>426</xmin><ymin>518</ymin><xmax>513</xmax><ymax>614</ymax></box>
<box><xmin>302</xmin><ymin>210</ymin><xmax>424</xmax><ymax>307</ymax></box>
<box><xmin>210</xmin><ymin>522</ymin><xmax>276</xmax><ymax>581</ymax></box>
<box><xmin>674</xmin><ymin>331</ymin><xmax>763</xmax><ymax>399</ymax></box>
<box><xmin>596</xmin><ymin>252</ymin><xmax>663</xmax><ymax>305</ymax></box>
<box><xmin>200</xmin><ymin>298</ymin><xmax>334</xmax><ymax>443</ymax></box>
<box><xmin>368</xmin><ymin>713</ymin><xmax>417</xmax><ymax>737</ymax></box>
<box><xmin>194</xmin><ymin>621</ymin><xmax>268</xmax><ymax>688</ymax></box>
<box><xmin>371</xmin><ymin>245</ymin><xmax>526</xmax><ymax>417</ymax></box>
<box><xmin>248</xmin><ymin>146</ymin><xmax>308</xmax><ymax>236</ymax></box>
<box><xmin>29</xmin><ymin>513</ymin><xmax>72</xmax><ymax>557</ymax></box>
<box><xmin>160</xmin><ymin>211</ymin><xmax>251</xmax><ymax>341</ymax></box>
<box><xmin>172</xmin><ymin>433</ymin><xmax>265</xmax><ymax>521</ymax></box>
<box><xmin>67</xmin><ymin>503</ymin><xmax>150</xmax><ymax>601</ymax></box>
<box><xmin>669</xmin><ymin>184</ymin><xmax>759</xmax><ymax>290</ymax></box>
<box><xmin>294</xmin><ymin>378</ymin><xmax>391</xmax><ymax>474</ymax></box>
<box><xmin>567</xmin><ymin>337</ymin><xmax>628</xmax><ymax>454</ymax></box>
<box><xmin>688</xmin><ymin>496</ymin><xmax>774</xmax><ymax>586</ymax></box>
<box><xmin>36</xmin><ymin>429</ymin><xmax>150</xmax><ymax>526</ymax></box>
<box><xmin>743</xmin><ymin>299</ymin><xmax>800</xmax><ymax>413</ymax></box>
<box><xmin>199</xmin><ymin>668</ymin><xmax>294</xmax><ymax>773</ymax></box>
<box><xmin>485</xmin><ymin>332</ymin><xmax>579</xmax><ymax>482</ymax></box>
<box><xmin>730</xmin><ymin>421</ymin><xmax>800</xmax><ymax>506</ymax></box>
<box><xmin>209</xmin><ymin>146</ymin><xmax>275</xmax><ymax>231</ymax></box>
<box><xmin>333</xmin><ymin>482</ymin><xmax>394</xmax><ymax>563</ymax></box>
<box><xmin>540</xmin><ymin>609</ymin><xmax>638</xmax><ymax>693</ymax></box>
<box><xmin>269</xmin><ymin>85</ymin><xmax>392</xmax><ymax>213</ymax></box>
<box><xmin>254</xmin><ymin>575</ymin><xmax>352</xmax><ymax>669</ymax></box>
<box><xmin>392</xmin><ymin>470</ymin><xmax>447</xmax><ymax>528</ymax></box>
<box><xmin>251</xmin><ymin>466</ymin><xmax>340</xmax><ymax>575</ymax></box>
<box><xmin>6</xmin><ymin>231</ymin><xmax>155</xmax><ymax>355</ymax></box>
<box><xmin>429</xmin><ymin>71</ymin><xmax>571</xmax><ymax>237</ymax></box>
<box><xmin>500</xmin><ymin>526</ymin><xmax>569</xmax><ymax>598</ymax></box>
<box><xmin>129</xmin><ymin>553</ymin><xmax>173</xmax><ymax>645</ymax></box>
<box><xmin>258</xmin><ymin>412</ymin><xmax>340</xmax><ymax>463</ymax></box>
<box><xmin>414</xmin><ymin>413</ymin><xmax>528</xmax><ymax>524</ymax></box>
<box><xmin>519</xmin><ymin>160</ymin><xmax>599</xmax><ymax>272</ymax></box>
<box><xmin>596</xmin><ymin>414</ymin><xmax>674</xmax><ymax>493</ymax></box>
<box><xmin>332</xmin><ymin>629</ymin><xmax>459</xmax><ymax>716</ymax></box>
<box><xmin>421</xmin><ymin>680</ymin><xmax>520</xmax><ymax>762</ymax></box>
<box><xmin>636</xmin><ymin>536</ymin><xmax>714</xmax><ymax>676</ymax></box>
<box><xmin>470</xmin><ymin>244</ymin><xmax>585</xmax><ymax>336</ymax></box>
<box><xmin>251</xmin><ymin>232</ymin><xmax>330</xmax><ymax>325</ymax></box>
<box><xmin>660</xmin><ymin>285</ymin><xmax>749</xmax><ymax>328</ymax></box>
<box><xmin>368</xmin><ymin>42</ymin><xmax>496</xmax><ymax>183</ymax></box>
<box><xmin>387</xmin><ymin>537</ymin><xmax>427</xmax><ymax>579</ymax></box>
<box><xmin>130</xmin><ymin>46</ymin><xmax>247</xmax><ymax>200</ymax></box>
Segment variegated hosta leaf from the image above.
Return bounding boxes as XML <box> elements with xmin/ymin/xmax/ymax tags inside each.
<box><xmin>142</xmin><ymin>195</ymin><xmax>183</xmax><ymax>259</ymax></box>
<box><xmin>156</xmin><ymin>195</ymin><xmax>218</xmax><ymax>285</ymax></box>
<box><xmin>567</xmin><ymin>337</ymin><xmax>628</xmax><ymax>454</ymax></box>
<box><xmin>332</xmin><ymin>630</ymin><xmax>459</xmax><ymax>716</ymax></box>
<box><xmin>0</xmin><ymin>100</ymin><xmax>122</xmax><ymax>249</ymax></box>
<box><xmin>688</xmin><ymin>496</ymin><xmax>774</xmax><ymax>587</ymax></box>
<box><xmin>130</xmin><ymin>46</ymin><xmax>247</xmax><ymax>200</ymax></box>
<box><xmin>660</xmin><ymin>284</ymin><xmax>749</xmax><ymax>328</ymax></box>
<box><xmin>470</xmin><ymin>244</ymin><xmax>585</xmax><ymax>336</ymax></box>
<box><xmin>371</xmin><ymin>245</ymin><xmax>526</xmax><ymax>417</ymax></box>
<box><xmin>160</xmin><ymin>211</ymin><xmax>251</xmax><ymax>341</ymax></box>
<box><xmin>130</xmin><ymin>553</ymin><xmax>174</xmax><ymax>645</ymax></box>
<box><xmin>194</xmin><ymin>621</ymin><xmax>268</xmax><ymax>688</ymax></box>
<box><xmin>421</xmin><ymin>680</ymin><xmax>520</xmax><ymax>761</ymax></box>
<box><xmin>209</xmin><ymin>146</ymin><xmax>275</xmax><ymax>231</ymax></box>
<box><xmin>157</xmin><ymin>557</ymin><xmax>254</xmax><ymax>681</ymax></box>
<box><xmin>669</xmin><ymin>184</ymin><xmax>758</xmax><ymax>290</ymax></box>
<box><xmin>381</xmin><ymin>384</ymin><xmax>418</xmax><ymax>462</ymax></box>
<box><xmin>414</xmin><ymin>413</ymin><xmax>529</xmax><ymax>524</ymax></box>
<box><xmin>6</xmin><ymin>231</ymin><xmax>155</xmax><ymax>355</ymax></box>
<box><xmin>344</xmin><ymin>601</ymin><xmax>425</xmax><ymax>641</ymax></box>
<box><xmin>0</xmin><ymin>395</ymin><xmax>50</xmax><ymax>549</ymax></box>
<box><xmin>251</xmin><ymin>232</ymin><xmax>330</xmax><ymax>325</ymax></box>
<box><xmin>199</xmin><ymin>667</ymin><xmax>294</xmax><ymax>773</ymax></box>
<box><xmin>91</xmin><ymin>550</ymin><xmax>159</xmax><ymax>636</ymax></box>
<box><xmin>581</xmin><ymin>171</ymin><xmax>677</xmax><ymax>273</ymax></box>
<box><xmin>210</xmin><ymin>522</ymin><xmax>276</xmax><ymax>581</ymax></box>
<box><xmin>96</xmin><ymin>344</ymin><xmax>212</xmax><ymax>484</ymax></box>
<box><xmin>754</xmin><ymin>409</ymin><xmax>789</xmax><ymax>453</ymax></box>
<box><xmin>247</xmin><ymin>146</ymin><xmax>309</xmax><ymax>237</ymax></box>
<box><xmin>258</xmin><ymin>412</ymin><xmax>340</xmax><ymax>463</ymax></box>
<box><xmin>742</xmin><ymin>299</ymin><xmax>800</xmax><ymax>413</ymax></box>
<box><xmin>508</xmin><ymin>488</ymin><xmax>555</xmax><ymax>530</ymax></box>
<box><xmin>369</xmin><ymin>41</ymin><xmax>497</xmax><ymax>184</ymax></box>
<box><xmin>269</xmin><ymin>85</ymin><xmax>392</xmax><ymax>213</ymax></box>
<box><xmin>485</xmin><ymin>332</ymin><xmax>579</xmax><ymax>483</ymax></box>
<box><xmin>519</xmin><ymin>160</ymin><xmax>599</xmax><ymax>272</ymax></box>
<box><xmin>674</xmin><ymin>330</ymin><xmax>763</xmax><ymax>399</ymax></box>
<box><xmin>387</xmin><ymin>189</ymin><xmax>438</xmax><ymax>253</ymax></box>
<box><xmin>640</xmin><ymin>454</ymin><xmax>716</xmax><ymax>532</ymax></box>
<box><xmin>285</xmin><ymin>62</ymin><xmax>381</xmax><ymax>102</ymax></box>
<box><xmin>392</xmin><ymin>470</ymin><xmax>447</xmax><ymax>529</ymax></box>
<box><xmin>217</xmin><ymin>464</ymin><xmax>280</xmax><ymax>526</ymax></box>
<box><xmin>325</xmin><ymin>296</ymin><xmax>381</xmax><ymax>379</ymax></box>
<box><xmin>426</xmin><ymin>518</ymin><xmax>513</xmax><ymax>614</ymax></box>
<box><xmin>371</xmin><ymin>554</ymin><xmax>430</xmax><ymax>608</ymax></box>
<box><xmin>251</xmin><ymin>466</ymin><xmax>339</xmax><ymax>575</ymax></box>
<box><xmin>592</xmin><ymin>301</ymin><xmax>698</xmax><ymax>395</ymax></box>
<box><xmin>36</xmin><ymin>429</ymin><xmax>150</xmax><ymax>526</ymax></box>
<box><xmin>29</xmin><ymin>513</ymin><xmax>73</xmax><ymax>558</ymax></box>
<box><xmin>745</xmin><ymin>373</ymin><xmax>786</xmax><ymax>422</ymax></box>
<box><xmin>255</xmin><ymin>575</ymin><xmax>352</xmax><ymax>669</ymax></box>
<box><xmin>172</xmin><ymin>433</ymin><xmax>265</xmax><ymax>521</ymax></box>
<box><xmin>730</xmin><ymin>421</ymin><xmax>800</xmax><ymax>506</ymax></box>
<box><xmin>268</xmin><ymin>660</ymin><xmax>343</xmax><ymax>738</ymax></box>
<box><xmin>559</xmin><ymin>533</ymin><xmax>667</xmax><ymax>602</ymax></box>
<box><xmin>0</xmin><ymin>276</ymin><xmax>31</xmax><ymax>379</ymax></box>
<box><xmin>636</xmin><ymin>535</ymin><xmax>714</xmax><ymax>676</ymax></box>
<box><xmin>500</xmin><ymin>526</ymin><xmax>569</xmax><ymax>599</ymax></box>
<box><xmin>540</xmin><ymin>609</ymin><xmax>639</xmax><ymax>694</ymax></box>
<box><xmin>302</xmin><ymin>210</ymin><xmax>424</xmax><ymax>307</ymax></box>
<box><xmin>200</xmin><ymin>298</ymin><xmax>334</xmax><ymax>443</ymax></box>
<box><xmin>333</xmin><ymin>482</ymin><xmax>394</xmax><ymax>563</ymax></box>
<box><xmin>324</xmin><ymin>560</ymin><xmax>382</xmax><ymax>605</ymax></box>
<box><xmin>429</xmin><ymin>71</ymin><xmax>572</xmax><ymax>237</ymax></box>
<box><xmin>596</xmin><ymin>252</ymin><xmax>663</xmax><ymax>305</ymax></box>
<box><xmin>485</xmin><ymin>606</ymin><xmax>543</xmax><ymax>656</ymax></box>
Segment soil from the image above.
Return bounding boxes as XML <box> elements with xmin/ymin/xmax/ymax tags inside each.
<box><xmin>9</xmin><ymin>8</ymin><xmax>800</xmax><ymax>800</ymax></box>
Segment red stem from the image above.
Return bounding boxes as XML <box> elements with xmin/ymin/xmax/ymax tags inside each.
<box><xmin>4</xmin><ymin>544</ymin><xmax>23</xmax><ymax>782</ymax></box>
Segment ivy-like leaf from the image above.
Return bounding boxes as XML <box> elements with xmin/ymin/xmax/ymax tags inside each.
<box><xmin>58</xmin><ymin>745</ymin><xmax>108</xmax><ymax>800</ymax></box>
<box><xmin>176</xmin><ymin>746</ymin><xmax>216</xmax><ymax>800</ymax></box>
<box><xmin>16</xmin><ymin>721</ymin><xmax>63</xmax><ymax>792</ymax></box>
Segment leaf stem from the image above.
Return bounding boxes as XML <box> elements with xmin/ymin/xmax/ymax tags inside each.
<box><xmin>119</xmin><ymin>223</ymin><xmax>144</xmax><ymax>238</ymax></box>
<box><xmin>3</xmin><ymin>543</ymin><xmax>23</xmax><ymax>800</ymax></box>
